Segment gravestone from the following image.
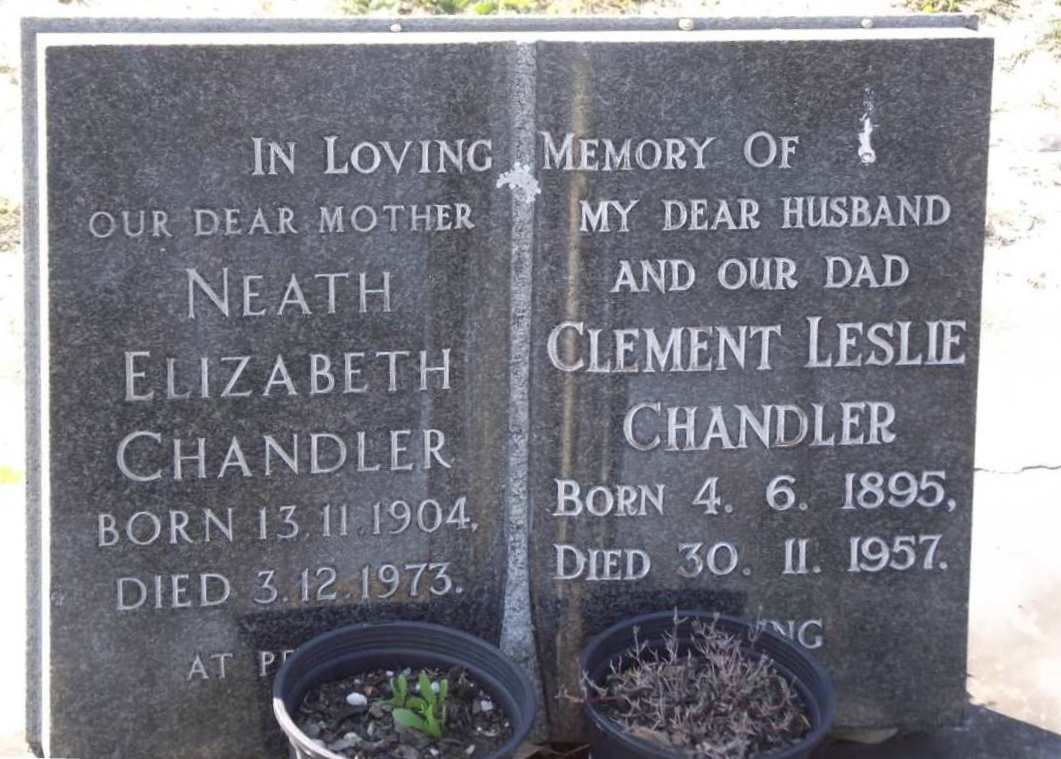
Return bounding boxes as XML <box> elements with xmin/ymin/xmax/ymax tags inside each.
<box><xmin>24</xmin><ymin>21</ymin><xmax>517</xmax><ymax>759</ymax></box>
<box><xmin>527</xmin><ymin>23</ymin><xmax>992</xmax><ymax>738</ymax></box>
<box><xmin>24</xmin><ymin>16</ymin><xmax>992</xmax><ymax>758</ymax></box>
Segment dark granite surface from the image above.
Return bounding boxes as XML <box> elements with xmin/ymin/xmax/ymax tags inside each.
<box><xmin>526</xmin><ymin>34</ymin><xmax>992</xmax><ymax>739</ymax></box>
<box><xmin>31</xmin><ymin>38</ymin><xmax>513</xmax><ymax>759</ymax></box>
<box><xmin>24</xmin><ymin>18</ymin><xmax>993</xmax><ymax>758</ymax></box>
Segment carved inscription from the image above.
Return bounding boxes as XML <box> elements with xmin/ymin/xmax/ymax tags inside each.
<box><xmin>534</xmin><ymin>120</ymin><xmax>973</xmax><ymax>659</ymax></box>
<box><xmin>91</xmin><ymin>127</ymin><xmax>967</xmax><ymax>640</ymax></box>
<box><xmin>80</xmin><ymin>129</ymin><xmax>503</xmax><ymax>681</ymax></box>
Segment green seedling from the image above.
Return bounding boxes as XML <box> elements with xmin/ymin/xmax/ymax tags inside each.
<box><xmin>390</xmin><ymin>671</ymin><xmax>449</xmax><ymax>740</ymax></box>
<box><xmin>389</xmin><ymin>673</ymin><xmax>411</xmax><ymax>709</ymax></box>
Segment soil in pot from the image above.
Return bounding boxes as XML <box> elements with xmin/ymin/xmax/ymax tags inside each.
<box><xmin>587</xmin><ymin>616</ymin><xmax>812</xmax><ymax>759</ymax></box>
<box><xmin>295</xmin><ymin>665</ymin><xmax>513</xmax><ymax>759</ymax></box>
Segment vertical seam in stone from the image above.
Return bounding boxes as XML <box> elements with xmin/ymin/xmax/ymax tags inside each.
<box><xmin>500</xmin><ymin>40</ymin><xmax>542</xmax><ymax>711</ymax></box>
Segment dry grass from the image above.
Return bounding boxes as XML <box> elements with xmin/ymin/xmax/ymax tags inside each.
<box><xmin>565</xmin><ymin>613</ymin><xmax>810</xmax><ymax>759</ymax></box>
<box><xmin>904</xmin><ymin>0</ymin><xmax>963</xmax><ymax>11</ymax></box>
<box><xmin>0</xmin><ymin>199</ymin><xmax>20</xmax><ymax>254</ymax></box>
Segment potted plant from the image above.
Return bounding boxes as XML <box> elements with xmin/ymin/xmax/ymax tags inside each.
<box><xmin>273</xmin><ymin>621</ymin><xmax>537</xmax><ymax>759</ymax></box>
<box><xmin>577</xmin><ymin>610</ymin><xmax>836</xmax><ymax>759</ymax></box>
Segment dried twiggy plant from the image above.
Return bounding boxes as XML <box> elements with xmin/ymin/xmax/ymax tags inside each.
<box><xmin>572</xmin><ymin>612</ymin><xmax>811</xmax><ymax>759</ymax></box>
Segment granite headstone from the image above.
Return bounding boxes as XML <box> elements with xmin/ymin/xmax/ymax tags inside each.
<box><xmin>527</xmin><ymin>24</ymin><xmax>992</xmax><ymax>738</ymax></box>
<box><xmin>24</xmin><ymin>16</ymin><xmax>993</xmax><ymax>758</ymax></box>
<box><xmin>25</xmin><ymin>23</ymin><xmax>516</xmax><ymax>759</ymax></box>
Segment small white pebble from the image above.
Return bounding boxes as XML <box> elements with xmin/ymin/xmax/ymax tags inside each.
<box><xmin>465</xmin><ymin>746</ymin><xmax>476</xmax><ymax>756</ymax></box>
<box><xmin>329</xmin><ymin>735</ymin><xmax>360</xmax><ymax>752</ymax></box>
<box><xmin>345</xmin><ymin>692</ymin><xmax>368</xmax><ymax>707</ymax></box>
<box><xmin>479</xmin><ymin>699</ymin><xmax>494</xmax><ymax>713</ymax></box>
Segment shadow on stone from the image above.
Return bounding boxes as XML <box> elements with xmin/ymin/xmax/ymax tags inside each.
<box><xmin>814</xmin><ymin>705</ymin><xmax>1061</xmax><ymax>759</ymax></box>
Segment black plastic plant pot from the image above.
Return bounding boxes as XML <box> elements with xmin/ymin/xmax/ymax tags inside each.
<box><xmin>273</xmin><ymin>621</ymin><xmax>538</xmax><ymax>759</ymax></box>
<box><xmin>580</xmin><ymin>611</ymin><xmax>836</xmax><ymax>759</ymax></box>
